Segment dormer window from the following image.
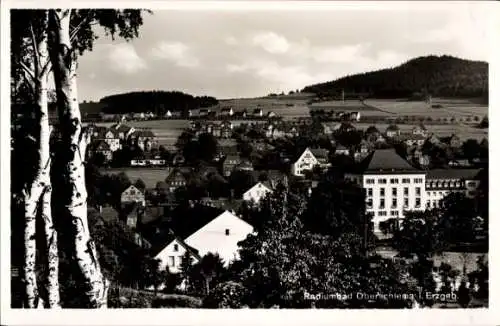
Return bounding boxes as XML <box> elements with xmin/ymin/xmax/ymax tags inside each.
<box><xmin>173</xmin><ymin>244</ymin><xmax>179</xmax><ymax>252</ymax></box>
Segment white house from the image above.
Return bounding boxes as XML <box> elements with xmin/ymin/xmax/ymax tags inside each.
<box><xmin>345</xmin><ymin>149</ymin><xmax>426</xmax><ymax>236</ymax></box>
<box><xmin>154</xmin><ymin>236</ymin><xmax>201</xmax><ymax>273</ymax></box>
<box><xmin>104</xmin><ymin>130</ymin><xmax>120</xmax><ymax>152</ymax></box>
<box><xmin>243</xmin><ymin>182</ymin><xmax>273</xmax><ymax>204</ymax></box>
<box><xmin>154</xmin><ymin>210</ymin><xmax>254</xmax><ymax>272</ymax></box>
<box><xmin>291</xmin><ymin>147</ymin><xmax>330</xmax><ymax>177</ymax></box>
<box><xmin>120</xmin><ymin>185</ymin><xmax>145</xmax><ymax>206</ymax></box>
<box><xmin>184</xmin><ymin>210</ymin><xmax>254</xmax><ymax>267</ymax></box>
<box><xmin>165</xmin><ymin>110</ymin><xmax>173</xmax><ymax>118</ymax></box>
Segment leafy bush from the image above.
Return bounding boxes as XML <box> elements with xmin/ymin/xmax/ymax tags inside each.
<box><xmin>151</xmin><ymin>294</ymin><xmax>202</xmax><ymax>308</ymax></box>
<box><xmin>203</xmin><ymin>281</ymin><xmax>249</xmax><ymax>308</ymax></box>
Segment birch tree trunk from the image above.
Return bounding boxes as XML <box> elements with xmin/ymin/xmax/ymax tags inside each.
<box><xmin>49</xmin><ymin>9</ymin><xmax>108</xmax><ymax>308</ymax></box>
<box><xmin>22</xmin><ymin>11</ymin><xmax>59</xmax><ymax>308</ymax></box>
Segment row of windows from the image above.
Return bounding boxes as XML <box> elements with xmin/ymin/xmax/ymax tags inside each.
<box><xmin>366</xmin><ymin>177</ymin><xmax>424</xmax><ymax>184</ymax></box>
<box><xmin>367</xmin><ymin>197</ymin><xmax>421</xmax><ymax>209</ymax></box>
<box><xmin>426</xmin><ymin>180</ymin><xmax>463</xmax><ymax>189</ymax></box>
<box><xmin>375</xmin><ymin>210</ymin><xmax>400</xmax><ymax>217</ymax></box>
<box><xmin>366</xmin><ymin>187</ymin><xmax>421</xmax><ymax>197</ymax></box>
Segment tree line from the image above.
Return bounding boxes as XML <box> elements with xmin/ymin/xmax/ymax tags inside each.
<box><xmin>99</xmin><ymin>91</ymin><xmax>219</xmax><ymax>115</ymax></box>
<box><xmin>302</xmin><ymin>55</ymin><xmax>488</xmax><ymax>100</ymax></box>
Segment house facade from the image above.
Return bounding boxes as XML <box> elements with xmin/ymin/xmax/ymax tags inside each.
<box><xmin>121</xmin><ymin>185</ymin><xmax>146</xmax><ymax>206</ymax></box>
<box><xmin>223</xmin><ymin>155</ymin><xmax>242</xmax><ymax>177</ymax></box>
<box><xmin>291</xmin><ymin>147</ymin><xmax>330</xmax><ymax>177</ymax></box>
<box><xmin>104</xmin><ymin>130</ymin><xmax>121</xmax><ymax>152</ymax></box>
<box><xmin>154</xmin><ymin>237</ymin><xmax>201</xmax><ymax>273</ymax></box>
<box><xmin>385</xmin><ymin>125</ymin><xmax>400</xmax><ymax>138</ymax></box>
<box><xmin>243</xmin><ymin>182</ymin><xmax>273</xmax><ymax>204</ymax></box>
<box><xmin>165</xmin><ymin>169</ymin><xmax>187</xmax><ymax>192</ymax></box>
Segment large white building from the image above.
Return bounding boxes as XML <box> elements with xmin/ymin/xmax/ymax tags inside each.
<box><xmin>345</xmin><ymin>149</ymin><xmax>483</xmax><ymax>236</ymax></box>
<box><xmin>345</xmin><ymin>149</ymin><xmax>427</xmax><ymax>235</ymax></box>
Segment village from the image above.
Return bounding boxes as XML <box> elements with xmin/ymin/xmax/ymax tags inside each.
<box><xmin>78</xmin><ymin>103</ymin><xmax>488</xmax><ymax>303</ymax></box>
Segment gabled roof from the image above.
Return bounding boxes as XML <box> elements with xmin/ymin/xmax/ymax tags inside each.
<box><xmin>309</xmin><ymin>148</ymin><xmax>329</xmax><ymax>160</ymax></box>
<box><xmin>150</xmin><ymin>233</ymin><xmax>202</xmax><ymax>260</ymax></box>
<box><xmin>132</xmin><ymin>129</ymin><xmax>155</xmax><ymax>138</ymax></box>
<box><xmin>165</xmin><ymin>168</ymin><xmax>188</xmax><ymax>183</ymax></box>
<box><xmin>413</xmin><ymin>123</ymin><xmax>427</xmax><ymax>131</ymax></box>
<box><xmin>168</xmin><ymin>206</ymin><xmax>226</xmax><ymax>239</ymax></box>
<box><xmin>111</xmin><ymin>123</ymin><xmax>133</xmax><ymax>133</ymax></box>
<box><xmin>386</xmin><ymin>124</ymin><xmax>399</xmax><ymax>131</ymax></box>
<box><xmin>362</xmin><ymin>149</ymin><xmax>419</xmax><ymax>173</ymax></box>
<box><xmin>95</xmin><ymin>140</ymin><xmax>111</xmax><ymax>151</ymax></box>
<box><xmin>335</xmin><ymin>144</ymin><xmax>349</xmax><ymax>151</ymax></box>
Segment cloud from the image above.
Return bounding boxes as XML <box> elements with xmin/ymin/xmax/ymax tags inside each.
<box><xmin>226</xmin><ymin>59</ymin><xmax>337</xmax><ymax>91</ymax></box>
<box><xmin>224</xmin><ymin>36</ymin><xmax>239</xmax><ymax>46</ymax></box>
<box><xmin>150</xmin><ymin>41</ymin><xmax>200</xmax><ymax>68</ymax></box>
<box><xmin>309</xmin><ymin>44</ymin><xmax>368</xmax><ymax>63</ymax></box>
<box><xmin>107</xmin><ymin>43</ymin><xmax>147</xmax><ymax>74</ymax></box>
<box><xmin>251</xmin><ymin>31</ymin><xmax>291</xmax><ymax>54</ymax></box>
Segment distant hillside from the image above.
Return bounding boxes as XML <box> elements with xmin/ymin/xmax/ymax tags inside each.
<box><xmin>99</xmin><ymin>91</ymin><xmax>218</xmax><ymax>115</ymax></box>
<box><xmin>302</xmin><ymin>55</ymin><xmax>488</xmax><ymax>100</ymax></box>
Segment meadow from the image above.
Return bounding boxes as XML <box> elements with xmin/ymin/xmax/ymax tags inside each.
<box><xmin>354</xmin><ymin>122</ymin><xmax>488</xmax><ymax>141</ymax></box>
<box><xmin>100</xmin><ymin>168</ymin><xmax>170</xmax><ymax>188</ymax></box>
<box><xmin>365</xmin><ymin>98</ymin><xmax>488</xmax><ymax>119</ymax></box>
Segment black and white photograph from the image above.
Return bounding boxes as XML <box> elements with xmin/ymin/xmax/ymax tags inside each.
<box><xmin>1</xmin><ymin>0</ymin><xmax>497</xmax><ymax>324</ymax></box>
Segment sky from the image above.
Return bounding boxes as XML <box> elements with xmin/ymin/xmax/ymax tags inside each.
<box><xmin>76</xmin><ymin>2</ymin><xmax>491</xmax><ymax>101</ymax></box>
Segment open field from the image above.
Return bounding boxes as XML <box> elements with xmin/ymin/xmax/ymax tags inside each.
<box><xmin>365</xmin><ymin>98</ymin><xmax>488</xmax><ymax>119</ymax></box>
<box><xmin>217</xmin><ymin>97</ymin><xmax>311</xmax><ymax>120</ymax></box>
<box><xmin>354</xmin><ymin>122</ymin><xmax>488</xmax><ymax>141</ymax></box>
<box><xmin>100</xmin><ymin>168</ymin><xmax>170</xmax><ymax>188</ymax></box>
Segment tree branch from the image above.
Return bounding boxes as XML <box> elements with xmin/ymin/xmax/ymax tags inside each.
<box><xmin>20</xmin><ymin>61</ymin><xmax>36</xmax><ymax>81</ymax></box>
<box><xmin>70</xmin><ymin>11</ymin><xmax>93</xmax><ymax>41</ymax></box>
<box><xmin>29</xmin><ymin>22</ymin><xmax>40</xmax><ymax>74</ymax></box>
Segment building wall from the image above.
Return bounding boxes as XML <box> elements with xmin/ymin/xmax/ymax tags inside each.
<box><xmin>184</xmin><ymin>211</ymin><xmax>254</xmax><ymax>266</ymax></box>
<box><xmin>346</xmin><ymin>172</ymin><xmax>427</xmax><ymax>234</ymax></box>
<box><xmin>291</xmin><ymin>149</ymin><xmax>319</xmax><ymax>176</ymax></box>
<box><xmin>155</xmin><ymin>239</ymin><xmax>199</xmax><ymax>273</ymax></box>
<box><xmin>243</xmin><ymin>183</ymin><xmax>273</xmax><ymax>203</ymax></box>
<box><xmin>121</xmin><ymin>185</ymin><xmax>145</xmax><ymax>205</ymax></box>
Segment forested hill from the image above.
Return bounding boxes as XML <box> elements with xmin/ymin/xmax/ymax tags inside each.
<box><xmin>302</xmin><ymin>55</ymin><xmax>488</xmax><ymax>99</ymax></box>
<box><xmin>99</xmin><ymin>91</ymin><xmax>218</xmax><ymax>114</ymax></box>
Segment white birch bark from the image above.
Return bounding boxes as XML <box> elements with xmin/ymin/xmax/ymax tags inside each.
<box><xmin>22</xmin><ymin>11</ymin><xmax>59</xmax><ymax>308</ymax></box>
<box><xmin>49</xmin><ymin>9</ymin><xmax>108</xmax><ymax>308</ymax></box>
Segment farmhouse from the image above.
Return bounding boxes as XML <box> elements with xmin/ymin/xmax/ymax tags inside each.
<box><xmin>111</xmin><ymin>122</ymin><xmax>135</xmax><ymax>140</ymax></box>
<box><xmin>412</xmin><ymin>124</ymin><xmax>428</xmax><ymax>137</ymax></box>
<box><xmin>291</xmin><ymin>147</ymin><xmax>330</xmax><ymax>177</ymax></box>
<box><xmin>385</xmin><ymin>124</ymin><xmax>400</xmax><ymax>138</ymax></box>
<box><xmin>335</xmin><ymin>144</ymin><xmax>350</xmax><ymax>156</ymax></box>
<box><xmin>344</xmin><ymin>149</ymin><xmax>426</xmax><ymax>236</ymax></box>
<box><xmin>221</xmin><ymin>107</ymin><xmax>234</xmax><ymax>117</ymax></box>
<box><xmin>103</xmin><ymin>129</ymin><xmax>121</xmax><ymax>152</ymax></box>
<box><xmin>121</xmin><ymin>185</ymin><xmax>146</xmax><ymax>207</ymax></box>
<box><xmin>440</xmin><ymin>134</ymin><xmax>461</xmax><ymax>149</ymax></box>
<box><xmin>92</xmin><ymin>141</ymin><xmax>113</xmax><ymax>162</ymax></box>
<box><xmin>253</xmin><ymin>108</ymin><xmax>263</xmax><ymax>117</ymax></box>
<box><xmin>242</xmin><ymin>181</ymin><xmax>273</xmax><ymax>204</ymax></box>
<box><xmin>165</xmin><ymin>169</ymin><xmax>188</xmax><ymax>192</ymax></box>
<box><xmin>222</xmin><ymin>155</ymin><xmax>242</xmax><ymax>177</ymax></box>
